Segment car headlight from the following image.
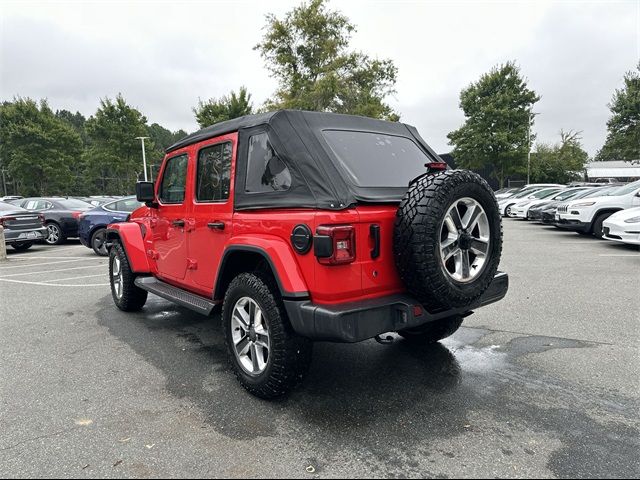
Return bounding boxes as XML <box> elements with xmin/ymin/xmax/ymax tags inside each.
<box><xmin>571</xmin><ymin>202</ymin><xmax>596</xmax><ymax>207</ymax></box>
<box><xmin>624</xmin><ymin>216</ymin><xmax>640</xmax><ymax>223</ymax></box>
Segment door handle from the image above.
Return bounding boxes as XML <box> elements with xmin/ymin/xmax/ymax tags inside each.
<box><xmin>370</xmin><ymin>224</ymin><xmax>380</xmax><ymax>259</ymax></box>
<box><xmin>172</xmin><ymin>219</ymin><xmax>185</xmax><ymax>228</ymax></box>
<box><xmin>207</xmin><ymin>221</ymin><xmax>225</xmax><ymax>230</ymax></box>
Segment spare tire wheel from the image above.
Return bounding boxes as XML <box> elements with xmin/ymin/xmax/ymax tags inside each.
<box><xmin>393</xmin><ymin>170</ymin><xmax>502</xmax><ymax>311</ymax></box>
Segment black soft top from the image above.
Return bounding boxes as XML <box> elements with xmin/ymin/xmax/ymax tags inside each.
<box><xmin>167</xmin><ymin>110</ymin><xmax>441</xmax><ymax>211</ymax></box>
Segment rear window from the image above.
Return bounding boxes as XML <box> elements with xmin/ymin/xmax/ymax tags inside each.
<box><xmin>0</xmin><ymin>201</ymin><xmax>23</xmax><ymax>212</ymax></box>
<box><xmin>108</xmin><ymin>198</ymin><xmax>143</xmax><ymax>212</ymax></box>
<box><xmin>58</xmin><ymin>199</ymin><xmax>92</xmax><ymax>209</ymax></box>
<box><xmin>322</xmin><ymin>130</ymin><xmax>432</xmax><ymax>188</ymax></box>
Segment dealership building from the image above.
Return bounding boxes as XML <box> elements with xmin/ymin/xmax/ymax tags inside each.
<box><xmin>585</xmin><ymin>161</ymin><xmax>640</xmax><ymax>182</ymax></box>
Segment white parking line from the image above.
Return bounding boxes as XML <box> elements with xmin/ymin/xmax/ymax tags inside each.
<box><xmin>0</xmin><ymin>259</ymin><xmax>88</xmax><ymax>270</ymax></box>
<box><xmin>0</xmin><ymin>278</ymin><xmax>109</xmax><ymax>287</ymax></box>
<box><xmin>598</xmin><ymin>254</ymin><xmax>640</xmax><ymax>257</ymax></box>
<box><xmin>0</xmin><ymin>264</ymin><xmax>106</xmax><ymax>278</ymax></box>
<box><xmin>42</xmin><ymin>273</ymin><xmax>106</xmax><ymax>283</ymax></box>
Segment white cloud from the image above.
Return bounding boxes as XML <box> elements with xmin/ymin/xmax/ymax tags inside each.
<box><xmin>1</xmin><ymin>0</ymin><xmax>637</xmax><ymax>155</ymax></box>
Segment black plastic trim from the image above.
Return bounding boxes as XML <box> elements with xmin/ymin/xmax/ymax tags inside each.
<box><xmin>370</xmin><ymin>224</ymin><xmax>380</xmax><ymax>259</ymax></box>
<box><xmin>284</xmin><ymin>272</ymin><xmax>509</xmax><ymax>343</ymax></box>
<box><xmin>313</xmin><ymin>235</ymin><xmax>333</xmax><ymax>258</ymax></box>
<box><xmin>291</xmin><ymin>224</ymin><xmax>312</xmax><ymax>254</ymax></box>
<box><xmin>214</xmin><ymin>245</ymin><xmax>310</xmax><ymax>301</ymax></box>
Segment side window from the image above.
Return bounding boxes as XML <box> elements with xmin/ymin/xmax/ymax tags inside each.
<box><xmin>196</xmin><ymin>142</ymin><xmax>232</xmax><ymax>202</ymax></box>
<box><xmin>159</xmin><ymin>154</ymin><xmax>188</xmax><ymax>204</ymax></box>
<box><xmin>246</xmin><ymin>133</ymin><xmax>291</xmax><ymax>193</ymax></box>
<box><xmin>25</xmin><ymin>200</ymin><xmax>38</xmax><ymax>210</ymax></box>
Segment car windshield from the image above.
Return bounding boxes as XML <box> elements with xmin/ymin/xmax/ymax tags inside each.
<box><xmin>532</xmin><ymin>188</ymin><xmax>562</xmax><ymax>199</ymax></box>
<box><xmin>554</xmin><ymin>189</ymin><xmax>587</xmax><ymax>201</ymax></box>
<box><xmin>0</xmin><ymin>201</ymin><xmax>24</xmax><ymax>212</ymax></box>
<box><xmin>57</xmin><ymin>199</ymin><xmax>92</xmax><ymax>209</ymax></box>
<box><xmin>322</xmin><ymin>130</ymin><xmax>434</xmax><ymax>187</ymax></box>
<box><xmin>581</xmin><ymin>187</ymin><xmax>616</xmax><ymax>198</ymax></box>
<box><xmin>608</xmin><ymin>180</ymin><xmax>640</xmax><ymax>196</ymax></box>
<box><xmin>511</xmin><ymin>188</ymin><xmax>539</xmax><ymax>199</ymax></box>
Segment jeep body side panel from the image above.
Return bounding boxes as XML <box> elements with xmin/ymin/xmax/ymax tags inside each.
<box><xmin>106</xmin><ymin>222</ymin><xmax>150</xmax><ymax>273</ymax></box>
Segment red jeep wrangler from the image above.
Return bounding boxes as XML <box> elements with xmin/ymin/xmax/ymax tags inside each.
<box><xmin>107</xmin><ymin>110</ymin><xmax>508</xmax><ymax>398</ymax></box>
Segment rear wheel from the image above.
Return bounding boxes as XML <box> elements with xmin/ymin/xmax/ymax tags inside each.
<box><xmin>45</xmin><ymin>222</ymin><xmax>65</xmax><ymax>245</ymax></box>
<box><xmin>109</xmin><ymin>241</ymin><xmax>147</xmax><ymax>311</ymax></box>
<box><xmin>398</xmin><ymin>316</ymin><xmax>464</xmax><ymax>344</ymax></box>
<box><xmin>11</xmin><ymin>242</ymin><xmax>33</xmax><ymax>251</ymax></box>
<box><xmin>91</xmin><ymin>228</ymin><xmax>108</xmax><ymax>256</ymax></box>
<box><xmin>222</xmin><ymin>272</ymin><xmax>312</xmax><ymax>399</ymax></box>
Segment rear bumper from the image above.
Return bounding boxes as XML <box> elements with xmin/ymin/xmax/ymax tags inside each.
<box><xmin>285</xmin><ymin>272</ymin><xmax>509</xmax><ymax>342</ymax></box>
<box><xmin>4</xmin><ymin>226</ymin><xmax>47</xmax><ymax>243</ymax></box>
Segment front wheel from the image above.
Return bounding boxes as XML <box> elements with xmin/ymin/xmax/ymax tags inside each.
<box><xmin>592</xmin><ymin>213</ymin><xmax>611</xmax><ymax>239</ymax></box>
<box><xmin>222</xmin><ymin>272</ymin><xmax>312</xmax><ymax>399</ymax></box>
<box><xmin>398</xmin><ymin>316</ymin><xmax>464</xmax><ymax>344</ymax></box>
<box><xmin>109</xmin><ymin>241</ymin><xmax>148</xmax><ymax>311</ymax></box>
<box><xmin>11</xmin><ymin>242</ymin><xmax>33</xmax><ymax>251</ymax></box>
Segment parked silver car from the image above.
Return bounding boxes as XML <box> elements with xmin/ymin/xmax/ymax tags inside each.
<box><xmin>0</xmin><ymin>201</ymin><xmax>47</xmax><ymax>251</ymax></box>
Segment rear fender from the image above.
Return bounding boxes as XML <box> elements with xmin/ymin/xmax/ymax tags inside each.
<box><xmin>106</xmin><ymin>222</ymin><xmax>150</xmax><ymax>273</ymax></box>
<box><xmin>215</xmin><ymin>235</ymin><xmax>309</xmax><ymax>300</ymax></box>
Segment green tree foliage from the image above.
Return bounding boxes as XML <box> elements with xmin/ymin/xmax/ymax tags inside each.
<box><xmin>84</xmin><ymin>94</ymin><xmax>154</xmax><ymax>195</ymax></box>
<box><xmin>193</xmin><ymin>87</ymin><xmax>253</xmax><ymax>128</ymax></box>
<box><xmin>255</xmin><ymin>0</ymin><xmax>399</xmax><ymax>120</ymax></box>
<box><xmin>447</xmin><ymin>62</ymin><xmax>540</xmax><ymax>187</ymax></box>
<box><xmin>531</xmin><ymin>130</ymin><xmax>589</xmax><ymax>183</ymax></box>
<box><xmin>0</xmin><ymin>98</ymin><xmax>82</xmax><ymax>196</ymax></box>
<box><xmin>595</xmin><ymin>64</ymin><xmax>640</xmax><ymax>162</ymax></box>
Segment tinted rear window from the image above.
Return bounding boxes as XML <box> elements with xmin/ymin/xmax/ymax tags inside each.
<box><xmin>0</xmin><ymin>201</ymin><xmax>23</xmax><ymax>212</ymax></box>
<box><xmin>322</xmin><ymin>130</ymin><xmax>432</xmax><ymax>187</ymax></box>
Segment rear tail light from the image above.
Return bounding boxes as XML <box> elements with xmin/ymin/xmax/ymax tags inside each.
<box><xmin>72</xmin><ymin>211</ymin><xmax>83</xmax><ymax>219</ymax></box>
<box><xmin>38</xmin><ymin>214</ymin><xmax>45</xmax><ymax>224</ymax></box>
<box><xmin>0</xmin><ymin>216</ymin><xmax>16</xmax><ymax>227</ymax></box>
<box><xmin>315</xmin><ymin>225</ymin><xmax>356</xmax><ymax>265</ymax></box>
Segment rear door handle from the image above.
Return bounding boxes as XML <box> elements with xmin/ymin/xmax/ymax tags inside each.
<box><xmin>172</xmin><ymin>219</ymin><xmax>185</xmax><ymax>228</ymax></box>
<box><xmin>207</xmin><ymin>221</ymin><xmax>225</xmax><ymax>230</ymax></box>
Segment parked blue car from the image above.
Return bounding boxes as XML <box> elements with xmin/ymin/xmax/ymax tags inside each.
<box><xmin>78</xmin><ymin>197</ymin><xmax>144</xmax><ymax>256</ymax></box>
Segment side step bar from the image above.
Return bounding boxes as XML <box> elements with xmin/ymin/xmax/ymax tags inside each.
<box><xmin>134</xmin><ymin>277</ymin><xmax>217</xmax><ymax>316</ymax></box>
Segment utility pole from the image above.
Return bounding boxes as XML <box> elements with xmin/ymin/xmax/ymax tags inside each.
<box><xmin>136</xmin><ymin>137</ymin><xmax>150</xmax><ymax>182</ymax></box>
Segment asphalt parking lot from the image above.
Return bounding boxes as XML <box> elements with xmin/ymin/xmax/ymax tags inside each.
<box><xmin>1</xmin><ymin>220</ymin><xmax>638</xmax><ymax>479</ymax></box>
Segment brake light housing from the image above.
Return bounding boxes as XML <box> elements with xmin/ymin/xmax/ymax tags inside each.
<box><xmin>0</xmin><ymin>216</ymin><xmax>16</xmax><ymax>227</ymax></box>
<box><xmin>38</xmin><ymin>214</ymin><xmax>45</xmax><ymax>224</ymax></box>
<box><xmin>315</xmin><ymin>225</ymin><xmax>356</xmax><ymax>265</ymax></box>
<box><xmin>72</xmin><ymin>211</ymin><xmax>83</xmax><ymax>219</ymax></box>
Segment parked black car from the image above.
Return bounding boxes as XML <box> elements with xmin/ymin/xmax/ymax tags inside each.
<box><xmin>8</xmin><ymin>197</ymin><xmax>93</xmax><ymax>245</ymax></box>
<box><xmin>0</xmin><ymin>201</ymin><xmax>47</xmax><ymax>251</ymax></box>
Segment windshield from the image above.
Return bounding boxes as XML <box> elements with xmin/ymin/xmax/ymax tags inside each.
<box><xmin>553</xmin><ymin>189</ymin><xmax>587</xmax><ymax>201</ymax></box>
<box><xmin>57</xmin><ymin>199</ymin><xmax>92</xmax><ymax>209</ymax></box>
<box><xmin>322</xmin><ymin>130</ymin><xmax>433</xmax><ymax>187</ymax></box>
<box><xmin>511</xmin><ymin>188</ymin><xmax>540</xmax><ymax>199</ymax></box>
<box><xmin>532</xmin><ymin>188</ymin><xmax>562</xmax><ymax>199</ymax></box>
<box><xmin>581</xmin><ymin>187</ymin><xmax>616</xmax><ymax>198</ymax></box>
<box><xmin>608</xmin><ymin>180</ymin><xmax>640</xmax><ymax>196</ymax></box>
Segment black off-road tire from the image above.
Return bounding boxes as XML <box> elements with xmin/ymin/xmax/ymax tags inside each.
<box><xmin>398</xmin><ymin>315</ymin><xmax>464</xmax><ymax>344</ymax></box>
<box><xmin>91</xmin><ymin>228</ymin><xmax>109</xmax><ymax>256</ymax></box>
<box><xmin>394</xmin><ymin>170</ymin><xmax>502</xmax><ymax>311</ymax></box>
<box><xmin>11</xmin><ymin>242</ymin><xmax>33</xmax><ymax>251</ymax></box>
<box><xmin>109</xmin><ymin>241</ymin><xmax>148</xmax><ymax>312</ymax></box>
<box><xmin>592</xmin><ymin>213</ymin><xmax>610</xmax><ymax>239</ymax></box>
<box><xmin>222</xmin><ymin>272</ymin><xmax>312</xmax><ymax>399</ymax></box>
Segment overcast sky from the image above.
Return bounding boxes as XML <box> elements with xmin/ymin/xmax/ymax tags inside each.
<box><xmin>1</xmin><ymin>0</ymin><xmax>638</xmax><ymax>156</ymax></box>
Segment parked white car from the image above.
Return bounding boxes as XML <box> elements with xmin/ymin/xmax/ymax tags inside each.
<box><xmin>556</xmin><ymin>180</ymin><xmax>640</xmax><ymax>238</ymax></box>
<box><xmin>501</xmin><ymin>187</ymin><xmax>564</xmax><ymax>217</ymax></box>
<box><xmin>602</xmin><ymin>207</ymin><xmax>640</xmax><ymax>246</ymax></box>
<box><xmin>510</xmin><ymin>188</ymin><xmax>570</xmax><ymax>219</ymax></box>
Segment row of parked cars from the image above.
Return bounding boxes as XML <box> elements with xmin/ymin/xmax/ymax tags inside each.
<box><xmin>0</xmin><ymin>195</ymin><xmax>143</xmax><ymax>255</ymax></box>
<box><xmin>494</xmin><ymin>181</ymin><xmax>640</xmax><ymax>245</ymax></box>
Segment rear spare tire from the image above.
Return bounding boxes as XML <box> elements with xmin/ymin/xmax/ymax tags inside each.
<box><xmin>393</xmin><ymin>170</ymin><xmax>502</xmax><ymax>310</ymax></box>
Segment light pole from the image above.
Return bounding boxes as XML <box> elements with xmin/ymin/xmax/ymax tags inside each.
<box><xmin>136</xmin><ymin>136</ymin><xmax>150</xmax><ymax>181</ymax></box>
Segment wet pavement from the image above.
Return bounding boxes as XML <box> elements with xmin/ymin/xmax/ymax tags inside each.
<box><xmin>1</xmin><ymin>221</ymin><xmax>639</xmax><ymax>478</ymax></box>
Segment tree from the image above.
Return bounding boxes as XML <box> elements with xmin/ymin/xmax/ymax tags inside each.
<box><xmin>255</xmin><ymin>0</ymin><xmax>399</xmax><ymax>120</ymax></box>
<box><xmin>595</xmin><ymin>64</ymin><xmax>640</xmax><ymax>162</ymax></box>
<box><xmin>447</xmin><ymin>62</ymin><xmax>540</xmax><ymax>187</ymax></box>
<box><xmin>84</xmin><ymin>94</ymin><xmax>153</xmax><ymax>195</ymax></box>
<box><xmin>193</xmin><ymin>87</ymin><xmax>253</xmax><ymax>128</ymax></box>
<box><xmin>0</xmin><ymin>98</ymin><xmax>82</xmax><ymax>196</ymax></box>
<box><xmin>531</xmin><ymin>130</ymin><xmax>589</xmax><ymax>183</ymax></box>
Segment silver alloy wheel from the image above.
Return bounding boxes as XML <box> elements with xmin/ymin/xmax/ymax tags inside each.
<box><xmin>439</xmin><ymin>197</ymin><xmax>490</xmax><ymax>283</ymax></box>
<box><xmin>231</xmin><ymin>297</ymin><xmax>270</xmax><ymax>375</ymax></box>
<box><xmin>111</xmin><ymin>255</ymin><xmax>123</xmax><ymax>299</ymax></box>
<box><xmin>46</xmin><ymin>224</ymin><xmax>60</xmax><ymax>244</ymax></box>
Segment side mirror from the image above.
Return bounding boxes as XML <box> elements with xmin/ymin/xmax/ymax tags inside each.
<box><xmin>135</xmin><ymin>181</ymin><xmax>156</xmax><ymax>205</ymax></box>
